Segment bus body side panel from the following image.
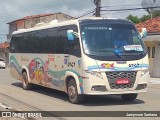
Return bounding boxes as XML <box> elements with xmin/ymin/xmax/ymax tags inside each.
<box><xmin>9</xmin><ymin>53</ymin><xmax>83</xmax><ymax>93</ymax></box>
<box><xmin>10</xmin><ymin>53</ymin><xmax>23</xmax><ymax>81</ymax></box>
<box><xmin>54</xmin><ymin>54</ymin><xmax>83</xmax><ymax>94</ymax></box>
<box><xmin>10</xmin><ymin>53</ymin><xmax>58</xmax><ymax>89</ymax></box>
<box><xmin>9</xmin><ymin>21</ymin><xmax>83</xmax><ymax>94</ymax></box>
<box><xmin>65</xmin><ymin>71</ymin><xmax>82</xmax><ymax>94</ymax></box>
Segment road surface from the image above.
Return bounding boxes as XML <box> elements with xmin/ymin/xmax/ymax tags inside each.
<box><xmin>0</xmin><ymin>68</ymin><xmax>160</xmax><ymax>120</ymax></box>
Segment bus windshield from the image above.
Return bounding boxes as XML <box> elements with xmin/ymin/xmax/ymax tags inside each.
<box><xmin>80</xmin><ymin>22</ymin><xmax>146</xmax><ymax>58</ymax></box>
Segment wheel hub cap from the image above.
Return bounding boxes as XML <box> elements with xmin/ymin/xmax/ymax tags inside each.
<box><xmin>68</xmin><ymin>86</ymin><xmax>76</xmax><ymax>98</ymax></box>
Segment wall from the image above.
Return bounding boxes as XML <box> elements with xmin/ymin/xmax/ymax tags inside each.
<box><xmin>152</xmin><ymin>42</ymin><xmax>160</xmax><ymax>77</ymax></box>
<box><xmin>144</xmin><ymin>41</ymin><xmax>156</xmax><ymax>77</ymax></box>
<box><xmin>8</xmin><ymin>23</ymin><xmax>17</xmax><ymax>40</ymax></box>
<box><xmin>16</xmin><ymin>20</ymin><xmax>25</xmax><ymax>30</ymax></box>
<box><xmin>24</xmin><ymin>13</ymin><xmax>73</xmax><ymax>29</ymax></box>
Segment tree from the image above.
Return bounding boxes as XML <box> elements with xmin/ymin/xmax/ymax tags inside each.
<box><xmin>127</xmin><ymin>14</ymin><xmax>141</xmax><ymax>24</ymax></box>
<box><xmin>141</xmin><ymin>0</ymin><xmax>160</xmax><ymax>18</ymax></box>
<box><xmin>138</xmin><ymin>10</ymin><xmax>160</xmax><ymax>22</ymax></box>
<box><xmin>140</xmin><ymin>15</ymin><xmax>151</xmax><ymax>22</ymax></box>
<box><xmin>152</xmin><ymin>10</ymin><xmax>160</xmax><ymax>17</ymax></box>
<box><xmin>126</xmin><ymin>10</ymin><xmax>160</xmax><ymax>23</ymax></box>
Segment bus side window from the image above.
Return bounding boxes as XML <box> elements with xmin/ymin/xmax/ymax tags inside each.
<box><xmin>55</xmin><ymin>28</ymin><xmax>67</xmax><ymax>54</ymax></box>
<box><xmin>34</xmin><ymin>31</ymin><xmax>46</xmax><ymax>53</ymax></box>
<box><xmin>45</xmin><ymin>28</ymin><xmax>57</xmax><ymax>53</ymax></box>
<box><xmin>24</xmin><ymin>32</ymin><xmax>38</xmax><ymax>53</ymax></box>
<box><xmin>67</xmin><ymin>25</ymin><xmax>81</xmax><ymax>57</ymax></box>
<box><xmin>10</xmin><ymin>34</ymin><xmax>24</xmax><ymax>53</ymax></box>
<box><xmin>10</xmin><ymin>35</ymin><xmax>16</xmax><ymax>53</ymax></box>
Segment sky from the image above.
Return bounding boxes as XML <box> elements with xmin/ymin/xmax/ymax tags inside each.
<box><xmin>0</xmin><ymin>0</ymin><xmax>148</xmax><ymax>42</ymax></box>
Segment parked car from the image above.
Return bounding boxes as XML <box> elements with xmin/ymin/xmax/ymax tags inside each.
<box><xmin>0</xmin><ymin>58</ymin><xmax>5</xmax><ymax>69</ymax></box>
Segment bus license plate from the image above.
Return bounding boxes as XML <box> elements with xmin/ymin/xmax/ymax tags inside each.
<box><xmin>116</xmin><ymin>78</ymin><xmax>130</xmax><ymax>84</ymax></box>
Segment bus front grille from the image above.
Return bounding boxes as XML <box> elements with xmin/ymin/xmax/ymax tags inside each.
<box><xmin>105</xmin><ymin>71</ymin><xmax>137</xmax><ymax>89</ymax></box>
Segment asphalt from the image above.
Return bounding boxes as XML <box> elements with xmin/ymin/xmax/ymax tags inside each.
<box><xmin>0</xmin><ymin>68</ymin><xmax>160</xmax><ymax>120</ymax></box>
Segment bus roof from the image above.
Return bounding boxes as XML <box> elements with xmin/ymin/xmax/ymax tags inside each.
<box><xmin>12</xmin><ymin>19</ymin><xmax>78</xmax><ymax>34</ymax></box>
<box><xmin>12</xmin><ymin>17</ymin><xmax>132</xmax><ymax>35</ymax></box>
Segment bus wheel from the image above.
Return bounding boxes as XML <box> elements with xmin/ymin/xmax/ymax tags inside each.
<box><xmin>121</xmin><ymin>93</ymin><xmax>138</xmax><ymax>101</ymax></box>
<box><xmin>22</xmin><ymin>72</ymin><xmax>32</xmax><ymax>90</ymax></box>
<box><xmin>67</xmin><ymin>78</ymin><xmax>84</xmax><ymax>104</ymax></box>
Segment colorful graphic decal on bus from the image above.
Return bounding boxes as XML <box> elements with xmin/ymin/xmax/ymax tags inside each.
<box><xmin>64</xmin><ymin>56</ymin><xmax>68</xmax><ymax>65</ymax></box>
<box><xmin>87</xmin><ymin>63</ymin><xmax>149</xmax><ymax>71</ymax></box>
<box><xmin>28</xmin><ymin>58</ymin><xmax>53</xmax><ymax>84</ymax></box>
<box><xmin>48</xmin><ymin>55</ymin><xmax>54</xmax><ymax>62</ymax></box>
<box><xmin>10</xmin><ymin>56</ymin><xmax>22</xmax><ymax>75</ymax></box>
<box><xmin>10</xmin><ymin>56</ymin><xmax>84</xmax><ymax>93</ymax></box>
<box><xmin>101</xmin><ymin>63</ymin><xmax>114</xmax><ymax>69</ymax></box>
<box><xmin>64</xmin><ymin>56</ymin><xmax>76</xmax><ymax>67</ymax></box>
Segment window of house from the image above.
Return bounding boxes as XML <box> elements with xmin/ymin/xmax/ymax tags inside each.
<box><xmin>152</xmin><ymin>46</ymin><xmax>155</xmax><ymax>58</ymax></box>
<box><xmin>147</xmin><ymin>47</ymin><xmax>151</xmax><ymax>58</ymax></box>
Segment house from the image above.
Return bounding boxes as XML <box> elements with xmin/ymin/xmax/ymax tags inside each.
<box><xmin>7</xmin><ymin>12</ymin><xmax>75</xmax><ymax>40</ymax></box>
<box><xmin>0</xmin><ymin>42</ymin><xmax>9</xmax><ymax>65</ymax></box>
<box><xmin>136</xmin><ymin>16</ymin><xmax>160</xmax><ymax>77</ymax></box>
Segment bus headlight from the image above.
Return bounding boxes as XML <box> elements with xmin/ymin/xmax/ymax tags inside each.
<box><xmin>141</xmin><ymin>69</ymin><xmax>149</xmax><ymax>77</ymax></box>
<box><xmin>85</xmin><ymin>70</ymin><xmax>103</xmax><ymax>79</ymax></box>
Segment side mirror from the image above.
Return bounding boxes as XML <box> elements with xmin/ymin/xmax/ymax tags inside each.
<box><xmin>67</xmin><ymin>30</ymin><xmax>79</xmax><ymax>41</ymax></box>
<box><xmin>140</xmin><ymin>28</ymin><xmax>147</xmax><ymax>38</ymax></box>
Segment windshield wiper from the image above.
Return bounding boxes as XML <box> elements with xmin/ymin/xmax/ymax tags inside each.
<box><xmin>124</xmin><ymin>50</ymin><xmax>145</xmax><ymax>55</ymax></box>
<box><xmin>97</xmin><ymin>49</ymin><xmax>122</xmax><ymax>58</ymax></box>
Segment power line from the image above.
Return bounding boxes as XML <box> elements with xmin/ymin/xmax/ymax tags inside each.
<box><xmin>0</xmin><ymin>0</ymin><xmax>94</xmax><ymax>19</ymax></box>
<box><xmin>101</xmin><ymin>9</ymin><xmax>145</xmax><ymax>14</ymax></box>
<box><xmin>100</xmin><ymin>10</ymin><xmax>146</xmax><ymax>17</ymax></box>
<box><xmin>101</xmin><ymin>6</ymin><xmax>160</xmax><ymax>12</ymax></box>
<box><xmin>102</xmin><ymin>4</ymin><xmax>141</xmax><ymax>8</ymax></box>
<box><xmin>76</xmin><ymin>9</ymin><xmax>95</xmax><ymax>18</ymax></box>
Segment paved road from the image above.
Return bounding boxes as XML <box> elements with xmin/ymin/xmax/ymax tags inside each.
<box><xmin>0</xmin><ymin>68</ymin><xmax>160</xmax><ymax>120</ymax></box>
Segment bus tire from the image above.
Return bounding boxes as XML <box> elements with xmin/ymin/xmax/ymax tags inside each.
<box><xmin>22</xmin><ymin>72</ymin><xmax>32</xmax><ymax>90</ymax></box>
<box><xmin>121</xmin><ymin>93</ymin><xmax>138</xmax><ymax>101</ymax></box>
<box><xmin>67</xmin><ymin>78</ymin><xmax>84</xmax><ymax>104</ymax></box>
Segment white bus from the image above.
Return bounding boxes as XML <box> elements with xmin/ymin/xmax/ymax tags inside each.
<box><xmin>10</xmin><ymin>17</ymin><xmax>149</xmax><ymax>103</ymax></box>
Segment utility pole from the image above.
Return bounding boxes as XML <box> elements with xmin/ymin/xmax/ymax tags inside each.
<box><xmin>94</xmin><ymin>0</ymin><xmax>101</xmax><ymax>17</ymax></box>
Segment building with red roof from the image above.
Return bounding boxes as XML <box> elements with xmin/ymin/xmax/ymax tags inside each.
<box><xmin>0</xmin><ymin>42</ymin><xmax>9</xmax><ymax>49</ymax></box>
<box><xmin>0</xmin><ymin>42</ymin><xmax>9</xmax><ymax>64</ymax></box>
<box><xmin>136</xmin><ymin>16</ymin><xmax>160</xmax><ymax>77</ymax></box>
<box><xmin>136</xmin><ymin>16</ymin><xmax>160</xmax><ymax>34</ymax></box>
